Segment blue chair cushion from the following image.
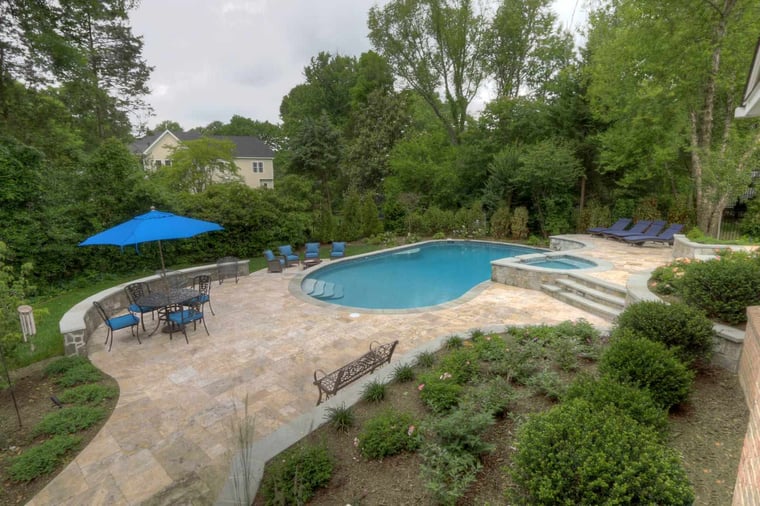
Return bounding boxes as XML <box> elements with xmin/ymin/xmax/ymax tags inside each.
<box><xmin>108</xmin><ymin>314</ymin><xmax>139</xmax><ymax>331</ymax></box>
<box><xmin>305</xmin><ymin>242</ymin><xmax>320</xmax><ymax>259</ymax></box>
<box><xmin>331</xmin><ymin>242</ymin><xmax>345</xmax><ymax>258</ymax></box>
<box><xmin>167</xmin><ymin>308</ymin><xmax>203</xmax><ymax>325</ymax></box>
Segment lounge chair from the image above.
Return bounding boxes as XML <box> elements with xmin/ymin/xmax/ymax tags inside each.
<box><xmin>609</xmin><ymin>220</ymin><xmax>667</xmax><ymax>240</ymax></box>
<box><xmin>277</xmin><ymin>245</ymin><xmax>300</xmax><ymax>267</ymax></box>
<box><xmin>623</xmin><ymin>224</ymin><xmax>685</xmax><ymax>246</ymax></box>
<box><xmin>587</xmin><ymin>218</ymin><xmax>632</xmax><ymax>236</ymax></box>
<box><xmin>330</xmin><ymin>242</ymin><xmax>346</xmax><ymax>259</ymax></box>
<box><xmin>602</xmin><ymin>220</ymin><xmax>655</xmax><ymax>239</ymax></box>
<box><xmin>263</xmin><ymin>249</ymin><xmax>284</xmax><ymax>273</ymax></box>
<box><xmin>304</xmin><ymin>242</ymin><xmax>320</xmax><ymax>260</ymax></box>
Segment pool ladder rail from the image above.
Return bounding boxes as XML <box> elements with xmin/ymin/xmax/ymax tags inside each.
<box><xmin>302</xmin><ymin>279</ymin><xmax>344</xmax><ymax>300</ymax></box>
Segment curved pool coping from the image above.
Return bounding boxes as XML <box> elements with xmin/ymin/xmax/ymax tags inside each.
<box><xmin>288</xmin><ymin>239</ymin><xmax>534</xmax><ymax>314</ymax></box>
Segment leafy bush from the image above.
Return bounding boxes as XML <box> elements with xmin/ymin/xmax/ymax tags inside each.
<box><xmin>420</xmin><ymin>443</ymin><xmax>481</xmax><ymax>506</ymax></box>
<box><xmin>33</xmin><ymin>406</ymin><xmax>106</xmax><ymax>436</ymax></box>
<box><xmin>564</xmin><ymin>375</ymin><xmax>668</xmax><ymax>433</ymax></box>
<box><xmin>511</xmin><ymin>400</ymin><xmax>694</xmax><ymax>505</ymax></box>
<box><xmin>547</xmin><ymin>336</ymin><xmax>580</xmax><ymax>371</ymax></box>
<box><xmin>422</xmin><ymin>408</ymin><xmax>494</xmax><ymax>456</ymax></box>
<box><xmin>612</xmin><ymin>300</ymin><xmax>714</xmax><ymax>366</ymax></box>
<box><xmin>415</xmin><ymin>351</ymin><xmax>436</xmax><ymax>368</ymax></box>
<box><xmin>650</xmin><ymin>259</ymin><xmax>691</xmax><ymax>295</ymax></box>
<box><xmin>553</xmin><ymin>319</ymin><xmax>602</xmax><ymax>357</ymax></box>
<box><xmin>489</xmin><ymin>206</ymin><xmax>511</xmax><ymax>239</ymax></box>
<box><xmin>524</xmin><ymin>369</ymin><xmax>565</xmax><ymax>400</ymax></box>
<box><xmin>438</xmin><ymin>348</ymin><xmax>478</xmax><ymax>384</ymax></box>
<box><xmin>490</xmin><ymin>339</ymin><xmax>543</xmax><ymax>384</ymax></box>
<box><xmin>472</xmin><ymin>333</ymin><xmax>508</xmax><ymax>362</ymax></box>
<box><xmin>510</xmin><ymin>206</ymin><xmax>529</xmax><ymax>239</ymax></box>
<box><xmin>418</xmin><ymin>373</ymin><xmax>463</xmax><ymax>414</ymax></box>
<box><xmin>599</xmin><ymin>332</ymin><xmax>694</xmax><ymax>410</ymax></box>
<box><xmin>259</xmin><ymin>442</ymin><xmax>333</xmax><ymax>505</ymax></box>
<box><xmin>58</xmin><ymin>384</ymin><xmax>118</xmax><ymax>405</ymax></box>
<box><xmin>358</xmin><ymin>409</ymin><xmax>420</xmax><ymax>459</ymax></box>
<box><xmin>53</xmin><ymin>363</ymin><xmax>103</xmax><ymax>387</ymax></box>
<box><xmin>392</xmin><ymin>363</ymin><xmax>415</xmax><ymax>383</ymax></box>
<box><xmin>360</xmin><ymin>380</ymin><xmax>386</xmax><ymax>403</ymax></box>
<box><xmin>444</xmin><ymin>335</ymin><xmax>463</xmax><ymax>349</ymax></box>
<box><xmin>461</xmin><ymin>375</ymin><xmax>514</xmax><ymax>417</ymax></box>
<box><xmin>680</xmin><ymin>251</ymin><xmax>760</xmax><ymax>325</ymax></box>
<box><xmin>8</xmin><ymin>435</ymin><xmax>82</xmax><ymax>482</ymax></box>
<box><xmin>43</xmin><ymin>356</ymin><xmax>90</xmax><ymax>376</ymax></box>
<box><xmin>323</xmin><ymin>403</ymin><xmax>355</xmax><ymax>432</ymax></box>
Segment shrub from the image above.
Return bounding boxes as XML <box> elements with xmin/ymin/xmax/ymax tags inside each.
<box><xmin>418</xmin><ymin>373</ymin><xmax>463</xmax><ymax>414</ymax></box>
<box><xmin>564</xmin><ymin>375</ymin><xmax>668</xmax><ymax>433</ymax></box>
<box><xmin>680</xmin><ymin>251</ymin><xmax>760</xmax><ymax>325</ymax></box>
<box><xmin>420</xmin><ymin>443</ymin><xmax>481</xmax><ymax>506</ymax></box>
<box><xmin>360</xmin><ymin>380</ymin><xmax>387</xmax><ymax>403</ymax></box>
<box><xmin>52</xmin><ymin>362</ymin><xmax>103</xmax><ymax>387</ymax></box>
<box><xmin>422</xmin><ymin>408</ymin><xmax>494</xmax><ymax>456</ymax></box>
<box><xmin>461</xmin><ymin>375</ymin><xmax>514</xmax><ymax>417</ymax></box>
<box><xmin>547</xmin><ymin>336</ymin><xmax>580</xmax><ymax>371</ymax></box>
<box><xmin>599</xmin><ymin>332</ymin><xmax>694</xmax><ymax>410</ymax></box>
<box><xmin>8</xmin><ymin>435</ymin><xmax>82</xmax><ymax>482</ymax></box>
<box><xmin>650</xmin><ymin>259</ymin><xmax>691</xmax><ymax>295</ymax></box>
<box><xmin>444</xmin><ymin>335</ymin><xmax>463</xmax><ymax>349</ymax></box>
<box><xmin>358</xmin><ymin>409</ymin><xmax>420</xmax><ymax>459</ymax></box>
<box><xmin>472</xmin><ymin>333</ymin><xmax>508</xmax><ymax>362</ymax></box>
<box><xmin>58</xmin><ymin>384</ymin><xmax>118</xmax><ymax>406</ymax></box>
<box><xmin>33</xmin><ymin>406</ymin><xmax>106</xmax><ymax>436</ymax></box>
<box><xmin>259</xmin><ymin>442</ymin><xmax>333</xmax><ymax>505</ymax></box>
<box><xmin>553</xmin><ymin>319</ymin><xmax>602</xmax><ymax>357</ymax></box>
<box><xmin>612</xmin><ymin>300</ymin><xmax>714</xmax><ymax>366</ymax></box>
<box><xmin>524</xmin><ymin>369</ymin><xmax>565</xmax><ymax>400</ymax></box>
<box><xmin>323</xmin><ymin>403</ymin><xmax>355</xmax><ymax>432</ymax></box>
<box><xmin>415</xmin><ymin>351</ymin><xmax>436</xmax><ymax>368</ymax></box>
<box><xmin>392</xmin><ymin>363</ymin><xmax>415</xmax><ymax>383</ymax></box>
<box><xmin>510</xmin><ymin>206</ymin><xmax>529</xmax><ymax>240</ymax></box>
<box><xmin>510</xmin><ymin>400</ymin><xmax>694</xmax><ymax>505</ymax></box>
<box><xmin>43</xmin><ymin>356</ymin><xmax>91</xmax><ymax>377</ymax></box>
<box><xmin>489</xmin><ymin>206</ymin><xmax>511</xmax><ymax>239</ymax></box>
<box><xmin>490</xmin><ymin>339</ymin><xmax>543</xmax><ymax>384</ymax></box>
<box><xmin>438</xmin><ymin>348</ymin><xmax>478</xmax><ymax>384</ymax></box>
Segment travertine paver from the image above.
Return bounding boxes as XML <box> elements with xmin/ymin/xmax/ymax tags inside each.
<box><xmin>28</xmin><ymin>235</ymin><xmax>673</xmax><ymax>505</ymax></box>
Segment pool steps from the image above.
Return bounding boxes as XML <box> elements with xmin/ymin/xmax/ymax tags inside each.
<box><xmin>540</xmin><ymin>273</ymin><xmax>626</xmax><ymax>321</ymax></box>
<box><xmin>301</xmin><ymin>279</ymin><xmax>344</xmax><ymax>300</ymax></box>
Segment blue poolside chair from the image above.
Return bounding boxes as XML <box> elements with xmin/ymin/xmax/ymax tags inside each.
<box><xmin>587</xmin><ymin>218</ymin><xmax>632</xmax><ymax>236</ymax></box>
<box><xmin>623</xmin><ymin>224</ymin><xmax>685</xmax><ymax>246</ymax></box>
<box><xmin>264</xmin><ymin>249</ymin><xmax>285</xmax><ymax>273</ymax></box>
<box><xmin>602</xmin><ymin>220</ymin><xmax>653</xmax><ymax>239</ymax></box>
<box><xmin>330</xmin><ymin>242</ymin><xmax>346</xmax><ymax>259</ymax></box>
<box><xmin>278</xmin><ymin>245</ymin><xmax>300</xmax><ymax>267</ymax></box>
<box><xmin>93</xmin><ymin>300</ymin><xmax>140</xmax><ymax>352</ymax></box>
<box><xmin>606</xmin><ymin>220</ymin><xmax>666</xmax><ymax>240</ymax></box>
<box><xmin>304</xmin><ymin>242</ymin><xmax>320</xmax><ymax>260</ymax></box>
<box><xmin>165</xmin><ymin>302</ymin><xmax>208</xmax><ymax>344</ymax></box>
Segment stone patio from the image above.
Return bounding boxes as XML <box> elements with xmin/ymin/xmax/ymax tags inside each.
<box><xmin>28</xmin><ymin>235</ymin><xmax>673</xmax><ymax>505</ymax></box>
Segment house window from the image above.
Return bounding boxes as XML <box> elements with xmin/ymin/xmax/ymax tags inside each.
<box><xmin>252</xmin><ymin>161</ymin><xmax>264</xmax><ymax>173</ymax></box>
<box><xmin>164</xmin><ymin>159</ymin><xmax>172</xmax><ymax>167</ymax></box>
<box><xmin>154</xmin><ymin>160</ymin><xmax>162</xmax><ymax>168</ymax></box>
<box><xmin>260</xmin><ymin>179</ymin><xmax>273</xmax><ymax>188</ymax></box>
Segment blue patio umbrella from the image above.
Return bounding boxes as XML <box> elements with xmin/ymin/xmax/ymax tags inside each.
<box><xmin>79</xmin><ymin>208</ymin><xmax>224</xmax><ymax>274</ymax></box>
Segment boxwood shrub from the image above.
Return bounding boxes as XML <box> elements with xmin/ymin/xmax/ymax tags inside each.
<box><xmin>680</xmin><ymin>251</ymin><xmax>760</xmax><ymax>325</ymax></box>
<box><xmin>358</xmin><ymin>409</ymin><xmax>421</xmax><ymax>459</ymax></box>
<box><xmin>612</xmin><ymin>300</ymin><xmax>714</xmax><ymax>366</ymax></box>
<box><xmin>259</xmin><ymin>442</ymin><xmax>333</xmax><ymax>505</ymax></box>
<box><xmin>563</xmin><ymin>375</ymin><xmax>668</xmax><ymax>433</ymax></box>
<box><xmin>418</xmin><ymin>372</ymin><xmax>464</xmax><ymax>414</ymax></box>
<box><xmin>510</xmin><ymin>399</ymin><xmax>694</xmax><ymax>505</ymax></box>
<box><xmin>599</xmin><ymin>332</ymin><xmax>694</xmax><ymax>410</ymax></box>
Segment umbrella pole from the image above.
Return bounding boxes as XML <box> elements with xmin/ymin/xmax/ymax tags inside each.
<box><xmin>158</xmin><ymin>239</ymin><xmax>167</xmax><ymax>276</ymax></box>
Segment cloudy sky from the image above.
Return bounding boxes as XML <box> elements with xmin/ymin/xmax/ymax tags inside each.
<box><xmin>130</xmin><ymin>0</ymin><xmax>586</xmax><ymax>131</ymax></box>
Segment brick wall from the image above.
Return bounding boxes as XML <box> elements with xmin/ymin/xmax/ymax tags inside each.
<box><xmin>733</xmin><ymin>306</ymin><xmax>760</xmax><ymax>505</ymax></box>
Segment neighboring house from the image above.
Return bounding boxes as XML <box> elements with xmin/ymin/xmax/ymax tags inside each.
<box><xmin>129</xmin><ymin>130</ymin><xmax>276</xmax><ymax>188</ymax></box>
<box><xmin>735</xmin><ymin>37</ymin><xmax>760</xmax><ymax>119</ymax></box>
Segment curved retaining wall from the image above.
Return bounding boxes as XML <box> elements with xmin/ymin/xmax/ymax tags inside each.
<box><xmin>59</xmin><ymin>260</ymin><xmax>249</xmax><ymax>357</ymax></box>
<box><xmin>672</xmin><ymin>235</ymin><xmax>758</xmax><ymax>260</ymax></box>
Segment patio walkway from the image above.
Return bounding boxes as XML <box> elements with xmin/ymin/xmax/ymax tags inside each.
<box><xmin>28</xmin><ymin>236</ymin><xmax>673</xmax><ymax>505</ymax></box>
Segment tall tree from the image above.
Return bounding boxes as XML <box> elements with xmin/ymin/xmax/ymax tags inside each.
<box><xmin>207</xmin><ymin>115</ymin><xmax>284</xmax><ymax>151</ymax></box>
<box><xmin>586</xmin><ymin>0</ymin><xmax>760</xmax><ymax>234</ymax></box>
<box><xmin>163</xmin><ymin>137</ymin><xmax>239</xmax><ymax>193</ymax></box>
<box><xmin>368</xmin><ymin>0</ymin><xmax>488</xmax><ymax>145</ymax></box>
<box><xmin>487</xmin><ymin>0</ymin><xmax>574</xmax><ymax>99</ymax></box>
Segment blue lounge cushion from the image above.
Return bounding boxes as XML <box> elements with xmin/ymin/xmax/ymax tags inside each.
<box><xmin>330</xmin><ymin>242</ymin><xmax>346</xmax><ymax>258</ymax></box>
<box><xmin>278</xmin><ymin>245</ymin><xmax>300</xmax><ymax>262</ymax></box>
<box><xmin>305</xmin><ymin>242</ymin><xmax>320</xmax><ymax>259</ymax></box>
<box><xmin>587</xmin><ymin>218</ymin><xmax>632</xmax><ymax>236</ymax></box>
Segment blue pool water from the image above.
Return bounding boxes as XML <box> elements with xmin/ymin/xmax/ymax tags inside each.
<box><xmin>522</xmin><ymin>255</ymin><xmax>597</xmax><ymax>270</ymax></box>
<box><xmin>301</xmin><ymin>241</ymin><xmax>544</xmax><ymax>310</ymax></box>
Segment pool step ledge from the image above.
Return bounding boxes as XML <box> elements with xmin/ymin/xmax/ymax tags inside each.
<box><xmin>541</xmin><ymin>274</ymin><xmax>626</xmax><ymax>321</ymax></box>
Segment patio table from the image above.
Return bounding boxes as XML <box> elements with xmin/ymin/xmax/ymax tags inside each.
<box><xmin>137</xmin><ymin>288</ymin><xmax>199</xmax><ymax>336</ymax></box>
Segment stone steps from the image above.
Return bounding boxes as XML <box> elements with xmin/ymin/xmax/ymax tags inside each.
<box><xmin>541</xmin><ymin>273</ymin><xmax>626</xmax><ymax>321</ymax></box>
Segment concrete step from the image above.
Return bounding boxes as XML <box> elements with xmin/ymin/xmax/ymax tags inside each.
<box><xmin>565</xmin><ymin>273</ymin><xmax>627</xmax><ymax>298</ymax></box>
<box><xmin>551</xmin><ymin>288</ymin><xmax>622</xmax><ymax>321</ymax></box>
<box><xmin>555</xmin><ymin>278</ymin><xmax>626</xmax><ymax>310</ymax></box>
<box><xmin>302</xmin><ymin>279</ymin><xmax>344</xmax><ymax>300</ymax></box>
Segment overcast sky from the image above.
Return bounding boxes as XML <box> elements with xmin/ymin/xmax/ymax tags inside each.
<box><xmin>130</xmin><ymin>0</ymin><xmax>586</xmax><ymax>131</ymax></box>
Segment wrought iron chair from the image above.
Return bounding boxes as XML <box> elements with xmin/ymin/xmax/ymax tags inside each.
<box><xmin>124</xmin><ymin>282</ymin><xmax>158</xmax><ymax>332</ymax></box>
<box><xmin>190</xmin><ymin>274</ymin><xmax>215</xmax><ymax>315</ymax></box>
<box><xmin>93</xmin><ymin>300</ymin><xmax>140</xmax><ymax>352</ymax></box>
<box><xmin>217</xmin><ymin>256</ymin><xmax>239</xmax><ymax>284</ymax></box>
<box><xmin>165</xmin><ymin>302</ymin><xmax>208</xmax><ymax>344</ymax></box>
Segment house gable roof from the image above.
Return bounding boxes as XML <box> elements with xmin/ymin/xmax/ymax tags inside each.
<box><xmin>736</xmin><ymin>37</ymin><xmax>760</xmax><ymax>118</ymax></box>
<box><xmin>130</xmin><ymin>131</ymin><xmax>275</xmax><ymax>158</ymax></box>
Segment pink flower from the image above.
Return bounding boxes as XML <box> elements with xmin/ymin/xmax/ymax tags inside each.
<box><xmin>407</xmin><ymin>425</ymin><xmax>415</xmax><ymax>436</ymax></box>
<box><xmin>418</xmin><ymin>383</ymin><xmax>425</xmax><ymax>391</ymax></box>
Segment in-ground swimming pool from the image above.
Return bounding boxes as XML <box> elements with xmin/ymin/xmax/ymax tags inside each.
<box><xmin>301</xmin><ymin>240</ymin><xmax>545</xmax><ymax>310</ymax></box>
<box><xmin>520</xmin><ymin>254</ymin><xmax>597</xmax><ymax>270</ymax></box>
